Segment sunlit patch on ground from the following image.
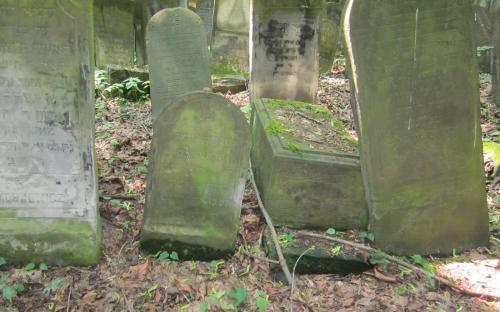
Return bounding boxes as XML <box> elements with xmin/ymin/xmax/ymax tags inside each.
<box><xmin>439</xmin><ymin>259</ymin><xmax>500</xmax><ymax>301</ymax></box>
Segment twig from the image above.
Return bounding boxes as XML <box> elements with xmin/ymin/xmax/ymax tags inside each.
<box><xmin>296</xmin><ymin>112</ymin><xmax>322</xmax><ymax>125</ymax></box>
<box><xmin>296</xmin><ymin>231</ymin><xmax>500</xmax><ymax>301</ymax></box>
<box><xmin>290</xmin><ymin>247</ymin><xmax>315</xmax><ymax>312</ymax></box>
<box><xmin>121</xmin><ymin>289</ymin><xmax>134</xmax><ymax>312</ymax></box>
<box><xmin>249</xmin><ymin>161</ymin><xmax>293</xmax><ymax>285</ymax></box>
<box><xmin>100</xmin><ymin>194</ymin><xmax>136</xmax><ymax>200</ymax></box>
<box><xmin>66</xmin><ymin>285</ymin><xmax>72</xmax><ymax>312</ymax></box>
<box><xmin>241</xmin><ymin>250</ymin><xmax>279</xmax><ymax>264</ymax></box>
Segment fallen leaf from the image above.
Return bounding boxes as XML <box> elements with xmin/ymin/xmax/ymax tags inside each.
<box><xmin>127</xmin><ymin>260</ymin><xmax>150</xmax><ymax>279</ymax></box>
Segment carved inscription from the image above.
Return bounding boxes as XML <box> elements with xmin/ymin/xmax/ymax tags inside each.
<box><xmin>0</xmin><ymin>0</ymin><xmax>95</xmax><ymax>219</ymax></box>
<box><xmin>251</xmin><ymin>0</ymin><xmax>322</xmax><ymax>102</ymax></box>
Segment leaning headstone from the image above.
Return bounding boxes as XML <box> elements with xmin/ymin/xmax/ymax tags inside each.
<box><xmin>251</xmin><ymin>0</ymin><xmax>322</xmax><ymax>102</ymax></box>
<box><xmin>141</xmin><ymin>92</ymin><xmax>251</xmax><ymax>260</ymax></box>
<box><xmin>0</xmin><ymin>0</ymin><xmax>100</xmax><ymax>265</ymax></box>
<box><xmin>147</xmin><ymin>8</ymin><xmax>211</xmax><ymax>120</ymax></box>
<box><xmin>94</xmin><ymin>0</ymin><xmax>135</xmax><ymax>67</ymax></box>
<box><xmin>344</xmin><ymin>0</ymin><xmax>489</xmax><ymax>255</ymax></box>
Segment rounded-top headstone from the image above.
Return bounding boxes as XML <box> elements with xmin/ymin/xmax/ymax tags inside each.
<box><xmin>141</xmin><ymin>92</ymin><xmax>251</xmax><ymax>260</ymax></box>
<box><xmin>147</xmin><ymin>7</ymin><xmax>211</xmax><ymax>120</ymax></box>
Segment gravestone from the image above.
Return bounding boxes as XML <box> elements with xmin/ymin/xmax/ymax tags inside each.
<box><xmin>344</xmin><ymin>0</ymin><xmax>489</xmax><ymax>255</ymax></box>
<box><xmin>320</xmin><ymin>1</ymin><xmax>343</xmax><ymax>73</ymax></box>
<box><xmin>0</xmin><ymin>0</ymin><xmax>100</xmax><ymax>265</ymax></box>
<box><xmin>141</xmin><ymin>92</ymin><xmax>251</xmax><ymax>260</ymax></box>
<box><xmin>193</xmin><ymin>0</ymin><xmax>215</xmax><ymax>43</ymax></box>
<box><xmin>94</xmin><ymin>0</ymin><xmax>135</xmax><ymax>67</ymax></box>
<box><xmin>147</xmin><ymin>7</ymin><xmax>211</xmax><ymax>120</ymax></box>
<box><xmin>493</xmin><ymin>5</ymin><xmax>500</xmax><ymax>104</ymax></box>
<box><xmin>211</xmin><ymin>0</ymin><xmax>250</xmax><ymax>70</ymax></box>
<box><xmin>251</xmin><ymin>0</ymin><xmax>322</xmax><ymax>102</ymax></box>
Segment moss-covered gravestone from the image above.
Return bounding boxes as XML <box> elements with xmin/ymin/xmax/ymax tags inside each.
<box><xmin>94</xmin><ymin>0</ymin><xmax>135</xmax><ymax>67</ymax></box>
<box><xmin>0</xmin><ymin>0</ymin><xmax>100</xmax><ymax>265</ymax></box>
<box><xmin>251</xmin><ymin>0</ymin><xmax>322</xmax><ymax>102</ymax></box>
<box><xmin>141</xmin><ymin>92</ymin><xmax>251</xmax><ymax>260</ymax></box>
<box><xmin>251</xmin><ymin>99</ymin><xmax>368</xmax><ymax>230</ymax></box>
<box><xmin>344</xmin><ymin>0</ymin><xmax>489</xmax><ymax>255</ymax></box>
<box><xmin>147</xmin><ymin>8</ymin><xmax>211</xmax><ymax>120</ymax></box>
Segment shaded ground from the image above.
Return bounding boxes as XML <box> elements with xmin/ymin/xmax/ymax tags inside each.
<box><xmin>0</xmin><ymin>68</ymin><xmax>499</xmax><ymax>312</ymax></box>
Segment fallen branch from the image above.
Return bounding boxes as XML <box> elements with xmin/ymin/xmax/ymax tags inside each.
<box><xmin>249</xmin><ymin>161</ymin><xmax>293</xmax><ymax>285</ymax></box>
<box><xmin>296</xmin><ymin>112</ymin><xmax>322</xmax><ymax>125</ymax></box>
<box><xmin>99</xmin><ymin>194</ymin><xmax>136</xmax><ymax>201</ymax></box>
<box><xmin>296</xmin><ymin>231</ymin><xmax>500</xmax><ymax>301</ymax></box>
<box><xmin>290</xmin><ymin>247</ymin><xmax>315</xmax><ymax>312</ymax></box>
<box><xmin>241</xmin><ymin>250</ymin><xmax>279</xmax><ymax>264</ymax></box>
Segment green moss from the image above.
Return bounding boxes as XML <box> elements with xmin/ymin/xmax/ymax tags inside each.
<box><xmin>0</xmin><ymin>219</ymin><xmax>100</xmax><ymax>266</ymax></box>
<box><xmin>211</xmin><ymin>60</ymin><xmax>249</xmax><ymax>79</ymax></box>
<box><xmin>484</xmin><ymin>139</ymin><xmax>500</xmax><ymax>166</ymax></box>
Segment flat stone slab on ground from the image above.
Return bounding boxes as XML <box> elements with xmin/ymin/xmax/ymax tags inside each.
<box><xmin>0</xmin><ymin>0</ymin><xmax>100</xmax><ymax>265</ymax></box>
<box><xmin>141</xmin><ymin>92</ymin><xmax>251</xmax><ymax>260</ymax></box>
<box><xmin>344</xmin><ymin>0</ymin><xmax>489</xmax><ymax>255</ymax></box>
<box><xmin>251</xmin><ymin>98</ymin><xmax>368</xmax><ymax>230</ymax></box>
<box><xmin>263</xmin><ymin>227</ymin><xmax>371</xmax><ymax>275</ymax></box>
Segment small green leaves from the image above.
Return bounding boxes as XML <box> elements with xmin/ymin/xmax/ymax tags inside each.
<box><xmin>158</xmin><ymin>251</ymin><xmax>180</xmax><ymax>261</ymax></box>
<box><xmin>23</xmin><ymin>263</ymin><xmax>35</xmax><ymax>271</ymax></box>
<box><xmin>228</xmin><ymin>285</ymin><xmax>247</xmax><ymax>307</ymax></box>
<box><xmin>199</xmin><ymin>300</ymin><xmax>209</xmax><ymax>312</ymax></box>
<box><xmin>359</xmin><ymin>231</ymin><xmax>375</xmax><ymax>242</ymax></box>
<box><xmin>255</xmin><ymin>290</ymin><xmax>270</xmax><ymax>312</ymax></box>
<box><xmin>0</xmin><ymin>257</ymin><xmax>6</xmax><ymax>267</ymax></box>
<box><xmin>3</xmin><ymin>283</ymin><xmax>24</xmax><ymax>301</ymax></box>
<box><xmin>369</xmin><ymin>250</ymin><xmax>389</xmax><ymax>266</ymax></box>
<box><xmin>325</xmin><ymin>228</ymin><xmax>336</xmax><ymax>236</ymax></box>
<box><xmin>278</xmin><ymin>233</ymin><xmax>295</xmax><ymax>245</ymax></box>
<box><xmin>39</xmin><ymin>263</ymin><xmax>48</xmax><ymax>272</ymax></box>
<box><xmin>410</xmin><ymin>255</ymin><xmax>435</xmax><ymax>274</ymax></box>
<box><xmin>43</xmin><ymin>278</ymin><xmax>68</xmax><ymax>296</ymax></box>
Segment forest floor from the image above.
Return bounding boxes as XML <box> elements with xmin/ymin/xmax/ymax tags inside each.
<box><xmin>0</xmin><ymin>67</ymin><xmax>499</xmax><ymax>312</ymax></box>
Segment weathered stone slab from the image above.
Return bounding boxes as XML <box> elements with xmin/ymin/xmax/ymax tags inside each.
<box><xmin>0</xmin><ymin>0</ymin><xmax>100</xmax><ymax>265</ymax></box>
<box><xmin>344</xmin><ymin>0</ymin><xmax>489</xmax><ymax>255</ymax></box>
<box><xmin>215</xmin><ymin>0</ymin><xmax>250</xmax><ymax>34</ymax></box>
<box><xmin>250</xmin><ymin>0</ymin><xmax>322</xmax><ymax>102</ymax></box>
<box><xmin>107</xmin><ymin>65</ymin><xmax>149</xmax><ymax>85</ymax></box>
<box><xmin>251</xmin><ymin>99</ymin><xmax>368</xmax><ymax>230</ymax></box>
<box><xmin>94</xmin><ymin>0</ymin><xmax>135</xmax><ymax>67</ymax></box>
<box><xmin>263</xmin><ymin>227</ymin><xmax>371</xmax><ymax>275</ymax></box>
<box><xmin>320</xmin><ymin>1</ymin><xmax>343</xmax><ymax>73</ymax></box>
<box><xmin>147</xmin><ymin>7</ymin><xmax>211</xmax><ymax>120</ymax></box>
<box><xmin>141</xmin><ymin>92</ymin><xmax>251</xmax><ymax>260</ymax></box>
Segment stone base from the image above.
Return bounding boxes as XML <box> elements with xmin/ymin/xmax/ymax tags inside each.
<box><xmin>212</xmin><ymin>74</ymin><xmax>248</xmax><ymax>94</ymax></box>
<box><xmin>107</xmin><ymin>65</ymin><xmax>149</xmax><ymax>85</ymax></box>
<box><xmin>0</xmin><ymin>218</ymin><xmax>101</xmax><ymax>266</ymax></box>
<box><xmin>263</xmin><ymin>227</ymin><xmax>370</xmax><ymax>275</ymax></box>
<box><xmin>251</xmin><ymin>99</ymin><xmax>368</xmax><ymax>230</ymax></box>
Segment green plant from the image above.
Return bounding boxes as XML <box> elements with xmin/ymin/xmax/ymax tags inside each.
<box><xmin>359</xmin><ymin>231</ymin><xmax>375</xmax><ymax>242</ymax></box>
<box><xmin>228</xmin><ymin>285</ymin><xmax>247</xmax><ymax>307</ymax></box>
<box><xmin>2</xmin><ymin>283</ymin><xmax>24</xmax><ymax>301</ymax></box>
<box><xmin>325</xmin><ymin>228</ymin><xmax>336</xmax><ymax>236</ymax></box>
<box><xmin>43</xmin><ymin>278</ymin><xmax>68</xmax><ymax>296</ymax></box>
<box><xmin>331</xmin><ymin>245</ymin><xmax>343</xmax><ymax>256</ymax></box>
<box><xmin>158</xmin><ymin>251</ymin><xmax>179</xmax><ymax>261</ymax></box>
<box><xmin>410</xmin><ymin>255</ymin><xmax>435</xmax><ymax>274</ymax></box>
<box><xmin>369</xmin><ymin>250</ymin><xmax>389</xmax><ymax>266</ymax></box>
<box><xmin>123</xmin><ymin>77</ymin><xmax>149</xmax><ymax>101</ymax></box>
<box><xmin>265</xmin><ymin>119</ymin><xmax>289</xmax><ymax>136</ymax></box>
<box><xmin>278</xmin><ymin>233</ymin><xmax>296</xmax><ymax>245</ymax></box>
<box><xmin>240</xmin><ymin>104</ymin><xmax>252</xmax><ymax>114</ymax></box>
<box><xmin>0</xmin><ymin>257</ymin><xmax>5</xmax><ymax>267</ymax></box>
<box><xmin>393</xmin><ymin>283</ymin><xmax>417</xmax><ymax>296</ymax></box>
<box><xmin>255</xmin><ymin>290</ymin><xmax>270</xmax><ymax>312</ymax></box>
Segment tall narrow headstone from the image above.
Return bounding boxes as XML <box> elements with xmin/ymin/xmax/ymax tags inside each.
<box><xmin>493</xmin><ymin>5</ymin><xmax>500</xmax><ymax>105</ymax></box>
<box><xmin>251</xmin><ymin>0</ymin><xmax>322</xmax><ymax>102</ymax></box>
<box><xmin>344</xmin><ymin>0</ymin><xmax>489</xmax><ymax>255</ymax></box>
<box><xmin>320</xmin><ymin>1</ymin><xmax>343</xmax><ymax>73</ymax></box>
<box><xmin>0</xmin><ymin>0</ymin><xmax>100</xmax><ymax>265</ymax></box>
<box><xmin>94</xmin><ymin>0</ymin><xmax>135</xmax><ymax>67</ymax></box>
<box><xmin>147</xmin><ymin>8</ymin><xmax>211</xmax><ymax>120</ymax></box>
<box><xmin>141</xmin><ymin>92</ymin><xmax>251</xmax><ymax>260</ymax></box>
<box><xmin>194</xmin><ymin>0</ymin><xmax>215</xmax><ymax>43</ymax></box>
